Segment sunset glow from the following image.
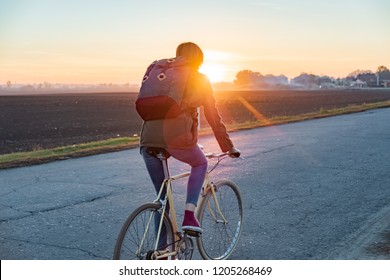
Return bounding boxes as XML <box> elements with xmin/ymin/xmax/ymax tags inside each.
<box><xmin>200</xmin><ymin>62</ymin><xmax>226</xmax><ymax>83</ymax></box>
<box><xmin>199</xmin><ymin>50</ymin><xmax>232</xmax><ymax>82</ymax></box>
<box><xmin>0</xmin><ymin>0</ymin><xmax>389</xmax><ymax>85</ymax></box>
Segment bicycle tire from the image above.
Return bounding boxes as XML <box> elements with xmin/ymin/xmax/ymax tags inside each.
<box><xmin>113</xmin><ymin>203</ymin><xmax>174</xmax><ymax>260</ymax></box>
<box><xmin>197</xmin><ymin>180</ymin><xmax>243</xmax><ymax>260</ymax></box>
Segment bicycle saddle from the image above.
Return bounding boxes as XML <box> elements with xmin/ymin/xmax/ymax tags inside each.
<box><xmin>145</xmin><ymin>147</ymin><xmax>171</xmax><ymax>159</ymax></box>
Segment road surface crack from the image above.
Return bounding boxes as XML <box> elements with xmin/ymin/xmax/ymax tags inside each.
<box><xmin>262</xmin><ymin>144</ymin><xmax>295</xmax><ymax>154</ymax></box>
<box><xmin>0</xmin><ymin>236</ymin><xmax>108</xmax><ymax>259</ymax></box>
<box><xmin>0</xmin><ymin>192</ymin><xmax>113</xmax><ymax>223</ymax></box>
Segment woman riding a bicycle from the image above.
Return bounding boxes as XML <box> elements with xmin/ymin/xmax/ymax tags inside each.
<box><xmin>139</xmin><ymin>42</ymin><xmax>240</xmax><ymax>235</ymax></box>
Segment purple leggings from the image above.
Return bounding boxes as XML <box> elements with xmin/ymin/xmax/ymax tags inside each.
<box><xmin>140</xmin><ymin>145</ymin><xmax>208</xmax><ymax>206</ymax></box>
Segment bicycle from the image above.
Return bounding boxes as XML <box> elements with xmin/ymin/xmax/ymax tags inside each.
<box><xmin>113</xmin><ymin>148</ymin><xmax>243</xmax><ymax>260</ymax></box>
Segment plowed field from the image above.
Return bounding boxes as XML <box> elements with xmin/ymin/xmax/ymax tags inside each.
<box><xmin>1</xmin><ymin>89</ymin><xmax>390</xmax><ymax>154</ymax></box>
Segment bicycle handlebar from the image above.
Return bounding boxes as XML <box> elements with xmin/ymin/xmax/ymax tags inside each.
<box><xmin>204</xmin><ymin>152</ymin><xmax>229</xmax><ymax>159</ymax></box>
<box><xmin>204</xmin><ymin>151</ymin><xmax>242</xmax><ymax>159</ymax></box>
<box><xmin>204</xmin><ymin>151</ymin><xmax>242</xmax><ymax>174</ymax></box>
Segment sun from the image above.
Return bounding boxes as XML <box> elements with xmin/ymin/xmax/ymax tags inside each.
<box><xmin>199</xmin><ymin>62</ymin><xmax>226</xmax><ymax>83</ymax></box>
<box><xmin>199</xmin><ymin>50</ymin><xmax>231</xmax><ymax>83</ymax></box>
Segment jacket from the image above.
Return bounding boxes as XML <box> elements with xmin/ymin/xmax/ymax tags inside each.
<box><xmin>140</xmin><ymin>70</ymin><xmax>233</xmax><ymax>152</ymax></box>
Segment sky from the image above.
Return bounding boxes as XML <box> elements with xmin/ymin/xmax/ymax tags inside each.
<box><xmin>1</xmin><ymin>0</ymin><xmax>389</xmax><ymax>85</ymax></box>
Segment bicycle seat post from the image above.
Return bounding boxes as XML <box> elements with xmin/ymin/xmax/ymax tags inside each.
<box><xmin>156</xmin><ymin>152</ymin><xmax>170</xmax><ymax>179</ymax></box>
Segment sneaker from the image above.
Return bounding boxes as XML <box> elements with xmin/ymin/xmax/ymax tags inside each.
<box><xmin>182</xmin><ymin>210</ymin><xmax>203</xmax><ymax>235</ymax></box>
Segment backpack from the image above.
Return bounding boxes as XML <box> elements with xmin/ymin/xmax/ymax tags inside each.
<box><xmin>136</xmin><ymin>56</ymin><xmax>191</xmax><ymax>121</ymax></box>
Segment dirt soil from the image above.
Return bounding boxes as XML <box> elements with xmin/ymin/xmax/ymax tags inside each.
<box><xmin>1</xmin><ymin>89</ymin><xmax>390</xmax><ymax>155</ymax></box>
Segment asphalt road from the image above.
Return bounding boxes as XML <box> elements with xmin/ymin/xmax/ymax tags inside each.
<box><xmin>0</xmin><ymin>108</ymin><xmax>389</xmax><ymax>260</ymax></box>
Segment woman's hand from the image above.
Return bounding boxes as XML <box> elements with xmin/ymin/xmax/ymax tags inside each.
<box><xmin>228</xmin><ymin>147</ymin><xmax>241</xmax><ymax>158</ymax></box>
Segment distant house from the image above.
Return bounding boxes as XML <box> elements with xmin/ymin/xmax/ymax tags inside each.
<box><xmin>350</xmin><ymin>79</ymin><xmax>367</xmax><ymax>88</ymax></box>
<box><xmin>376</xmin><ymin>71</ymin><xmax>390</xmax><ymax>87</ymax></box>
<box><xmin>356</xmin><ymin>73</ymin><xmax>377</xmax><ymax>87</ymax></box>
<box><xmin>382</xmin><ymin>80</ymin><xmax>390</xmax><ymax>88</ymax></box>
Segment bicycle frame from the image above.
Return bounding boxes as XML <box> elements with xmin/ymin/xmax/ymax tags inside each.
<box><xmin>113</xmin><ymin>149</ymin><xmax>242</xmax><ymax>260</ymax></box>
<box><xmin>139</xmin><ymin>154</ymin><xmax>228</xmax><ymax>259</ymax></box>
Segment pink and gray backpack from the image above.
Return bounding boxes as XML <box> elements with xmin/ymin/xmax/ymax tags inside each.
<box><xmin>136</xmin><ymin>56</ymin><xmax>191</xmax><ymax>121</ymax></box>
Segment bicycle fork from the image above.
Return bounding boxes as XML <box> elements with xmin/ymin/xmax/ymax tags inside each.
<box><xmin>204</xmin><ymin>181</ymin><xmax>228</xmax><ymax>225</ymax></box>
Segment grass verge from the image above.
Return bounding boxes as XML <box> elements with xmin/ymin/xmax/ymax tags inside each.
<box><xmin>1</xmin><ymin>100</ymin><xmax>390</xmax><ymax>169</ymax></box>
<box><xmin>221</xmin><ymin>100</ymin><xmax>390</xmax><ymax>132</ymax></box>
<box><xmin>0</xmin><ymin>137</ymin><xmax>139</xmax><ymax>169</ymax></box>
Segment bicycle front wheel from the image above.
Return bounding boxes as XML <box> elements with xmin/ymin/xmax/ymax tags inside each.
<box><xmin>197</xmin><ymin>180</ymin><xmax>243</xmax><ymax>260</ymax></box>
<box><xmin>113</xmin><ymin>203</ymin><xmax>174</xmax><ymax>260</ymax></box>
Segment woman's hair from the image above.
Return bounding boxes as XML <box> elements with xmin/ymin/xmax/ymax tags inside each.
<box><xmin>176</xmin><ymin>42</ymin><xmax>204</xmax><ymax>69</ymax></box>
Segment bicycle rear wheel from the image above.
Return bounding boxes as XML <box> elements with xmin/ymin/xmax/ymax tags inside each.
<box><xmin>113</xmin><ymin>203</ymin><xmax>174</xmax><ymax>260</ymax></box>
<box><xmin>197</xmin><ymin>180</ymin><xmax>243</xmax><ymax>260</ymax></box>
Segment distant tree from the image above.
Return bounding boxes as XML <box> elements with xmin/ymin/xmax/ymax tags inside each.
<box><xmin>6</xmin><ymin>81</ymin><xmax>11</xmax><ymax>87</ymax></box>
<box><xmin>376</xmin><ymin>65</ymin><xmax>390</xmax><ymax>82</ymax></box>
<box><xmin>376</xmin><ymin>65</ymin><xmax>389</xmax><ymax>73</ymax></box>
<box><xmin>347</xmin><ymin>69</ymin><xmax>373</xmax><ymax>78</ymax></box>
<box><xmin>235</xmin><ymin>70</ymin><xmax>288</xmax><ymax>89</ymax></box>
<box><xmin>235</xmin><ymin>70</ymin><xmax>254</xmax><ymax>87</ymax></box>
<box><xmin>264</xmin><ymin>74</ymin><xmax>289</xmax><ymax>87</ymax></box>
<box><xmin>234</xmin><ymin>70</ymin><xmax>264</xmax><ymax>88</ymax></box>
<box><xmin>291</xmin><ymin>73</ymin><xmax>318</xmax><ymax>87</ymax></box>
<box><xmin>316</xmin><ymin>75</ymin><xmax>333</xmax><ymax>85</ymax></box>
